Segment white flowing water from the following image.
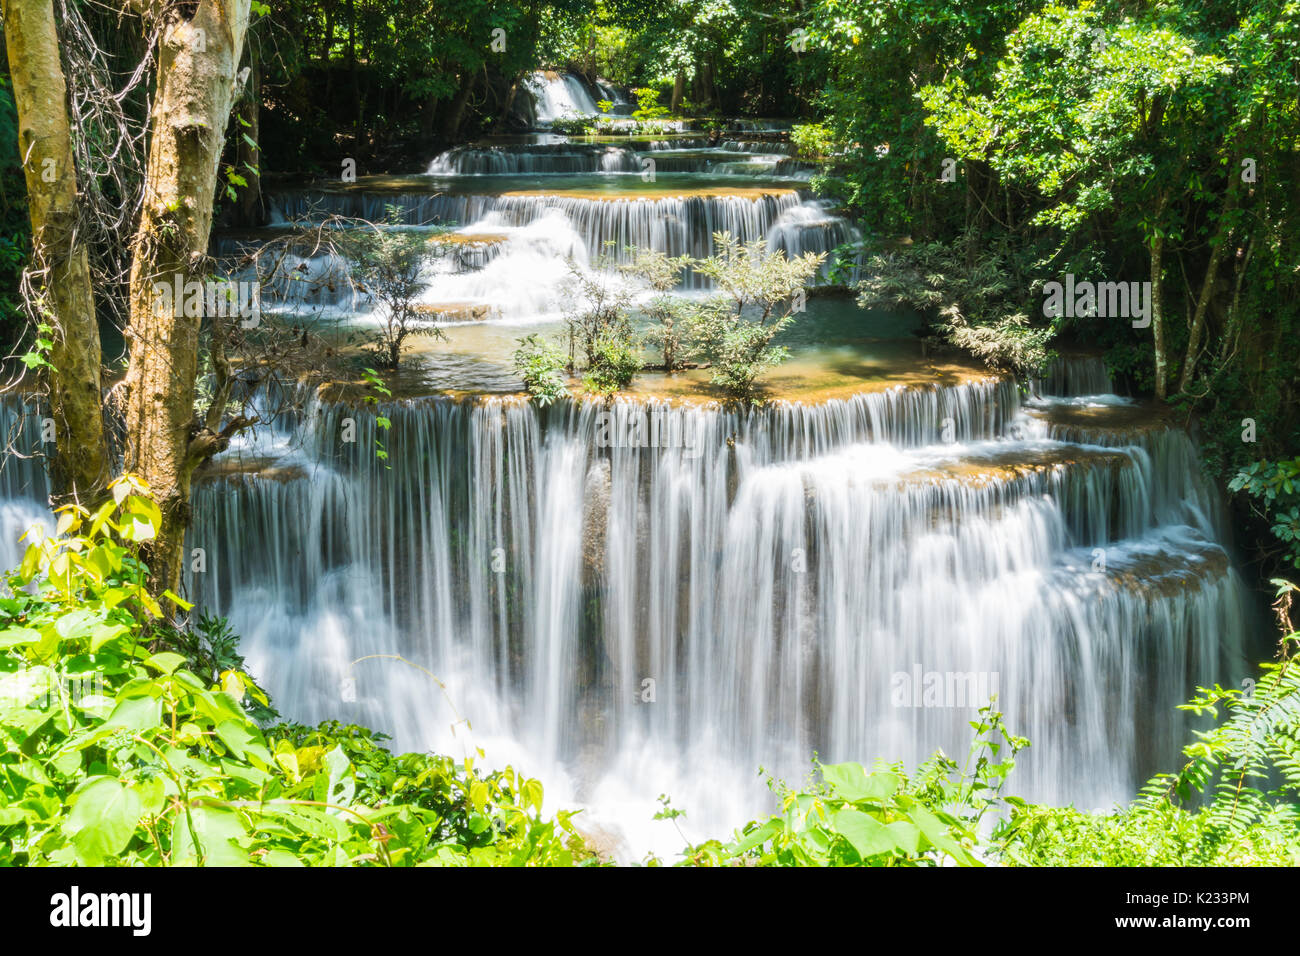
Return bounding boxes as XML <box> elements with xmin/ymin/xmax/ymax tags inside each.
<box><xmin>266</xmin><ymin>185</ymin><xmax>858</xmax><ymax>309</ymax></box>
<box><xmin>525</xmin><ymin>72</ymin><xmax>604</xmax><ymax>123</ymax></box>
<box><xmin>182</xmin><ymin>365</ymin><xmax>1252</xmax><ymax>860</ymax></box>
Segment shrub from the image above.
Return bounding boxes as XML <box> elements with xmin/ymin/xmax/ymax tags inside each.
<box><xmin>512</xmin><ymin>334</ymin><xmax>569</xmax><ymax>406</ymax></box>
<box><xmin>687</xmin><ymin>232</ymin><xmax>825</xmax><ymax>401</ymax></box>
<box><xmin>855</xmin><ymin>232</ymin><xmax>1055</xmax><ymax>374</ymax></box>
<box><xmin>631</xmin><ymin>87</ymin><xmax>669</xmax><ymax>122</ymax></box>
<box><xmin>790</xmin><ymin>122</ymin><xmax>834</xmax><ymax>159</ymax></box>
<box><xmin>1229</xmin><ymin>459</ymin><xmax>1300</xmax><ymax>571</ymax></box>
<box><xmin>582</xmin><ymin>330</ymin><xmax>642</xmax><ymax>394</ymax></box>
<box><xmin>624</xmin><ymin>249</ymin><xmax>691</xmax><ymax>371</ymax></box>
<box><xmin>334</xmin><ymin>207</ymin><xmax>446</xmax><ymax>370</ymax></box>
<box><xmin>674</xmin><ymin>703</ymin><xmax>1026</xmax><ymax>866</ymax></box>
<box><xmin>547</xmin><ymin>117</ymin><xmax>595</xmax><ymax>136</ymax></box>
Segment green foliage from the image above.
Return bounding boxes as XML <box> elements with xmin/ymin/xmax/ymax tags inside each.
<box><xmin>0</xmin><ymin>476</ymin><xmax>596</xmax><ymax>867</ymax></box>
<box><xmin>360</xmin><ymin>368</ymin><xmax>393</xmax><ymax>464</ymax></box>
<box><xmin>789</xmin><ymin>122</ymin><xmax>833</xmax><ymax>159</ymax></box>
<box><xmin>624</xmin><ymin>249</ymin><xmax>691</xmax><ymax>371</ymax></box>
<box><xmin>677</xmin><ymin>703</ymin><xmax>1026</xmax><ymax>866</ymax></box>
<box><xmin>581</xmin><ymin>330</ymin><xmax>642</xmax><ymax>394</ymax></box>
<box><xmin>856</xmin><ymin>233</ymin><xmax>1055</xmax><ymax>373</ymax></box>
<box><xmin>546</xmin><ymin>117</ymin><xmax>598</xmax><ymax>136</ymax></box>
<box><xmin>161</xmin><ymin>612</ymin><xmax>279</xmax><ymax>725</ymax></box>
<box><xmin>1230</xmin><ymin>461</ymin><xmax>1300</xmax><ymax>571</ymax></box>
<box><xmin>334</xmin><ymin>208</ymin><xmax>445</xmax><ymax>370</ymax></box>
<box><xmin>687</xmin><ymin>232</ymin><xmax>825</xmax><ymax>400</ymax></box>
<box><xmin>558</xmin><ymin>252</ymin><xmax>641</xmax><ymax>389</ymax></box>
<box><xmin>801</xmin><ymin>0</ymin><xmax>1028</xmax><ymax>229</ymax></box>
<box><xmin>631</xmin><ymin>86</ymin><xmax>670</xmax><ymax>121</ymax></box>
<box><xmin>512</xmin><ymin>334</ymin><xmax>570</xmax><ymax>405</ymax></box>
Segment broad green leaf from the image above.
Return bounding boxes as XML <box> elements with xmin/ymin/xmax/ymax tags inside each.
<box><xmin>90</xmin><ymin>622</ymin><xmax>132</xmax><ymax>652</ymax></box>
<box><xmin>54</xmin><ymin>609</ymin><xmax>100</xmax><ymax>643</ymax></box>
<box><xmin>171</xmin><ymin>805</ymin><xmax>251</xmax><ymax>867</ymax></box>
<box><xmin>144</xmin><ymin>651</ymin><xmax>187</xmax><ymax>675</ymax></box>
<box><xmin>63</xmin><ymin>776</ymin><xmax>144</xmax><ymax>865</ymax></box>
<box><xmin>215</xmin><ymin>719</ymin><xmax>272</xmax><ymax>766</ymax></box>
<box><xmin>101</xmin><ymin>693</ymin><xmax>163</xmax><ymax>734</ymax></box>
<box><xmin>830</xmin><ymin>807</ymin><xmax>908</xmax><ymax>861</ymax></box>
<box><xmin>905</xmin><ymin>803</ymin><xmax>980</xmax><ymax>866</ymax></box>
<box><xmin>0</xmin><ymin>626</ymin><xmax>42</xmax><ymax>650</ymax></box>
<box><xmin>820</xmin><ymin>761</ymin><xmax>898</xmax><ymax>803</ymax></box>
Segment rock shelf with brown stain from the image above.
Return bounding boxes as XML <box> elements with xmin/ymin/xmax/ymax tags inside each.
<box><xmin>903</xmin><ymin>445</ymin><xmax>1135</xmax><ymax>488</ymax></box>
<box><xmin>1025</xmin><ymin>400</ymin><xmax>1176</xmax><ymax>440</ymax></box>
<box><xmin>195</xmin><ymin>457</ymin><xmax>307</xmax><ymax>484</ymax></box>
<box><xmin>289</xmin><ymin>173</ymin><xmax>800</xmax><ymax>202</ymax></box>
<box><xmin>1103</xmin><ymin>539</ymin><xmax>1233</xmax><ymax>599</ymax></box>
<box><xmin>497</xmin><ymin>185</ymin><xmax>798</xmax><ymax>201</ymax></box>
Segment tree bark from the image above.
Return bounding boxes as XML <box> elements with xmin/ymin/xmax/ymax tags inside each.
<box><xmin>236</xmin><ymin>40</ymin><xmax>261</xmax><ymax>225</ymax></box>
<box><xmin>497</xmin><ymin>77</ymin><xmax>519</xmax><ymax>132</ymax></box>
<box><xmin>440</xmin><ymin>74</ymin><xmax>474</xmax><ymax>142</ymax></box>
<box><xmin>2</xmin><ymin>0</ymin><xmax>111</xmax><ymax>503</ymax></box>
<box><xmin>1149</xmin><ymin>200</ymin><xmax>1169</xmax><ymax>400</ymax></box>
<box><xmin>1178</xmin><ymin>179</ymin><xmax>1239</xmax><ymax>393</ymax></box>
<box><xmin>122</xmin><ymin>0</ymin><xmax>252</xmax><ymax>597</ymax></box>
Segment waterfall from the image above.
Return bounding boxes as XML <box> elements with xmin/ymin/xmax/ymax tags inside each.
<box><xmin>525</xmin><ymin>71</ymin><xmax>603</xmax><ymax>122</ymax></box>
<box><xmin>428</xmin><ymin>144</ymin><xmax>642</xmax><ymax>175</ymax></box>
<box><xmin>184</xmin><ymin>372</ymin><xmax>1251</xmax><ymax>858</ymax></box>
<box><xmin>268</xmin><ymin>189</ymin><xmax>826</xmax><ymax>297</ymax></box>
<box><xmin>720</xmin><ymin>140</ymin><xmax>796</xmax><ymax>155</ymax></box>
<box><xmin>0</xmin><ymin>397</ymin><xmax>52</xmax><ymax>572</ymax></box>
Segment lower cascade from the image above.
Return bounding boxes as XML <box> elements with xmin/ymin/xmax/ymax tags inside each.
<box><xmin>178</xmin><ymin>365</ymin><xmax>1251</xmax><ymax>857</ymax></box>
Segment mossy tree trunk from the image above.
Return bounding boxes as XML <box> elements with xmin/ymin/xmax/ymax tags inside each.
<box><xmin>2</xmin><ymin>0</ymin><xmax>111</xmax><ymax>504</ymax></box>
<box><xmin>122</xmin><ymin>0</ymin><xmax>252</xmax><ymax>597</ymax></box>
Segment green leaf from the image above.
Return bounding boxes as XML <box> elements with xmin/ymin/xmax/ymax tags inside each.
<box><xmin>55</xmin><ymin>609</ymin><xmax>100</xmax><ymax>643</ymax></box>
<box><xmin>820</xmin><ymin>761</ymin><xmax>898</xmax><ymax>803</ymax></box>
<box><xmin>0</xmin><ymin>626</ymin><xmax>42</xmax><ymax>649</ymax></box>
<box><xmin>171</xmin><ymin>805</ymin><xmax>251</xmax><ymax>867</ymax></box>
<box><xmin>831</xmin><ymin>807</ymin><xmax>909</xmax><ymax>861</ymax></box>
<box><xmin>144</xmin><ymin>651</ymin><xmax>187</xmax><ymax>675</ymax></box>
<box><xmin>63</xmin><ymin>776</ymin><xmax>144</xmax><ymax>865</ymax></box>
<box><xmin>90</xmin><ymin>621</ymin><xmax>131</xmax><ymax>652</ymax></box>
<box><xmin>904</xmin><ymin>803</ymin><xmax>979</xmax><ymax>866</ymax></box>
<box><xmin>101</xmin><ymin>693</ymin><xmax>163</xmax><ymax>734</ymax></box>
<box><xmin>728</xmin><ymin>818</ymin><xmax>781</xmax><ymax>856</ymax></box>
<box><xmin>215</xmin><ymin>719</ymin><xmax>272</xmax><ymax>766</ymax></box>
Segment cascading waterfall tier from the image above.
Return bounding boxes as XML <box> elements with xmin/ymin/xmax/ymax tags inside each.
<box><xmin>428</xmin><ymin>144</ymin><xmax>643</xmax><ymax>176</ymax></box>
<box><xmin>268</xmin><ymin>188</ymin><xmax>854</xmax><ymax>291</ymax></box>
<box><xmin>185</xmin><ymin>371</ymin><xmax>1251</xmax><ymax>856</ymax></box>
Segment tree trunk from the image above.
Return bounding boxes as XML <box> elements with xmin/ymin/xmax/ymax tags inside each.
<box><xmin>440</xmin><ymin>74</ymin><xmax>474</xmax><ymax>142</ymax></box>
<box><xmin>122</xmin><ymin>0</ymin><xmax>252</xmax><ymax>597</ymax></box>
<box><xmin>497</xmin><ymin>78</ymin><xmax>519</xmax><ymax>131</ymax></box>
<box><xmin>1178</xmin><ymin>179</ymin><xmax>1239</xmax><ymax>392</ymax></box>
<box><xmin>1219</xmin><ymin>238</ymin><xmax>1253</xmax><ymax>365</ymax></box>
<box><xmin>236</xmin><ymin>41</ymin><xmax>261</xmax><ymax>226</ymax></box>
<box><xmin>2</xmin><ymin>0</ymin><xmax>111</xmax><ymax>503</ymax></box>
<box><xmin>1150</xmin><ymin>221</ymin><xmax>1169</xmax><ymax>400</ymax></box>
<box><xmin>671</xmin><ymin>70</ymin><xmax>685</xmax><ymax>114</ymax></box>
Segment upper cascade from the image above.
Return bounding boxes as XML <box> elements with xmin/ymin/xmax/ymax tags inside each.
<box><xmin>524</xmin><ymin>71</ymin><xmax>626</xmax><ymax>123</ymax></box>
